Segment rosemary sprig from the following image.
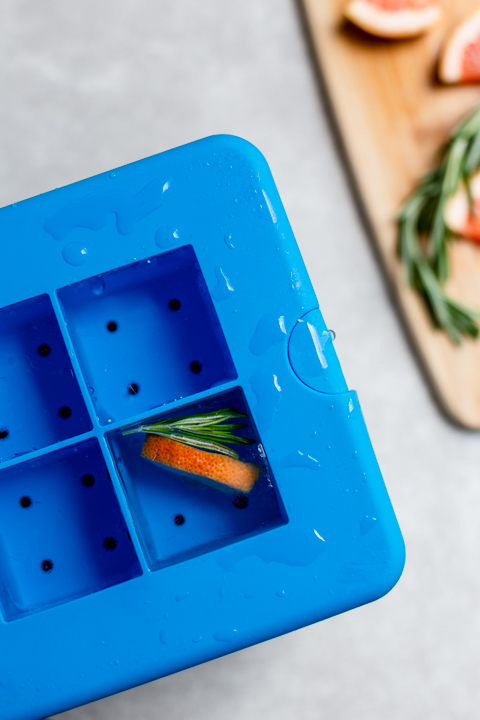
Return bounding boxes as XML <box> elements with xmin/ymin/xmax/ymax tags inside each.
<box><xmin>398</xmin><ymin>103</ymin><xmax>480</xmax><ymax>344</ymax></box>
<box><xmin>123</xmin><ymin>408</ymin><xmax>255</xmax><ymax>460</ymax></box>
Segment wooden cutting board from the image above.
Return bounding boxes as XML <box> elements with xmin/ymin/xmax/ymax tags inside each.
<box><xmin>301</xmin><ymin>0</ymin><xmax>480</xmax><ymax>428</ymax></box>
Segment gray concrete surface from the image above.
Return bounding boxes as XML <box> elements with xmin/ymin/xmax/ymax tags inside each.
<box><xmin>1</xmin><ymin>1</ymin><xmax>479</xmax><ymax>718</ymax></box>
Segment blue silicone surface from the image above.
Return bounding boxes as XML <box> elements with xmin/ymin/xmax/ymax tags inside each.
<box><xmin>0</xmin><ymin>135</ymin><xmax>404</xmax><ymax>719</ymax></box>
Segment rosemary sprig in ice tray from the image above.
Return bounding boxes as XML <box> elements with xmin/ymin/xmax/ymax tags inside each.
<box><xmin>123</xmin><ymin>408</ymin><xmax>255</xmax><ymax>460</ymax></box>
<box><xmin>398</xmin><ymin>103</ymin><xmax>480</xmax><ymax>344</ymax></box>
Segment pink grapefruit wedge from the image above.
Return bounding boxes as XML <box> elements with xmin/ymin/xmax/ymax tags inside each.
<box><xmin>344</xmin><ymin>0</ymin><xmax>441</xmax><ymax>39</ymax></box>
<box><xmin>439</xmin><ymin>7</ymin><xmax>480</xmax><ymax>84</ymax></box>
<box><xmin>444</xmin><ymin>171</ymin><xmax>480</xmax><ymax>242</ymax></box>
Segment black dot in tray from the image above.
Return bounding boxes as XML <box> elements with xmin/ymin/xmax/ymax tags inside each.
<box><xmin>174</xmin><ymin>514</ymin><xmax>185</xmax><ymax>526</ymax></box>
<box><xmin>104</xmin><ymin>537</ymin><xmax>118</xmax><ymax>550</ymax></box>
<box><xmin>232</xmin><ymin>494</ymin><xmax>249</xmax><ymax>509</ymax></box>
<box><xmin>58</xmin><ymin>406</ymin><xmax>72</xmax><ymax>419</ymax></box>
<box><xmin>127</xmin><ymin>383</ymin><xmax>140</xmax><ymax>396</ymax></box>
<box><xmin>38</xmin><ymin>343</ymin><xmax>51</xmax><ymax>357</ymax></box>
<box><xmin>20</xmin><ymin>496</ymin><xmax>32</xmax><ymax>508</ymax></box>
<box><xmin>41</xmin><ymin>559</ymin><xmax>53</xmax><ymax>573</ymax></box>
<box><xmin>0</xmin><ymin>429</ymin><xmax>9</xmax><ymax>440</ymax></box>
<box><xmin>169</xmin><ymin>299</ymin><xmax>181</xmax><ymax>311</ymax></box>
<box><xmin>107</xmin><ymin>321</ymin><xmax>118</xmax><ymax>332</ymax></box>
<box><xmin>190</xmin><ymin>361</ymin><xmax>202</xmax><ymax>374</ymax></box>
<box><xmin>82</xmin><ymin>474</ymin><xmax>95</xmax><ymax>487</ymax></box>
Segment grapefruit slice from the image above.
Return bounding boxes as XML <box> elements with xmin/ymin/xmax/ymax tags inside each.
<box><xmin>344</xmin><ymin>0</ymin><xmax>441</xmax><ymax>39</ymax></box>
<box><xmin>142</xmin><ymin>434</ymin><xmax>263</xmax><ymax>494</ymax></box>
<box><xmin>444</xmin><ymin>171</ymin><xmax>480</xmax><ymax>242</ymax></box>
<box><xmin>439</xmin><ymin>7</ymin><xmax>480</xmax><ymax>84</ymax></box>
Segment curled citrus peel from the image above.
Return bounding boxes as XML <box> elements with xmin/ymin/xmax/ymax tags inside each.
<box><xmin>439</xmin><ymin>7</ymin><xmax>480</xmax><ymax>84</ymax></box>
<box><xmin>141</xmin><ymin>435</ymin><xmax>263</xmax><ymax>494</ymax></box>
<box><xmin>344</xmin><ymin>0</ymin><xmax>441</xmax><ymax>39</ymax></box>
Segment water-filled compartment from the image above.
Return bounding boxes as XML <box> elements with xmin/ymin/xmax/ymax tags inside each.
<box><xmin>0</xmin><ymin>294</ymin><xmax>92</xmax><ymax>463</ymax></box>
<box><xmin>107</xmin><ymin>388</ymin><xmax>287</xmax><ymax>570</ymax></box>
<box><xmin>57</xmin><ymin>247</ymin><xmax>237</xmax><ymax>425</ymax></box>
<box><xmin>0</xmin><ymin>438</ymin><xmax>141</xmax><ymax>621</ymax></box>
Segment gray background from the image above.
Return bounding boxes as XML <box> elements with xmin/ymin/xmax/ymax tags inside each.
<box><xmin>1</xmin><ymin>1</ymin><xmax>478</xmax><ymax>718</ymax></box>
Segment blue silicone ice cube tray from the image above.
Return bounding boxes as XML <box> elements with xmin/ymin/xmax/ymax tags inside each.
<box><xmin>0</xmin><ymin>135</ymin><xmax>404</xmax><ymax>719</ymax></box>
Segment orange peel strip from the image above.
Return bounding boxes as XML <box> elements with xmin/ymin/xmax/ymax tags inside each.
<box><xmin>142</xmin><ymin>434</ymin><xmax>263</xmax><ymax>494</ymax></box>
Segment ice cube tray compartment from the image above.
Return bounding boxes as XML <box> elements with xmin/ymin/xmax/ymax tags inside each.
<box><xmin>57</xmin><ymin>246</ymin><xmax>237</xmax><ymax>425</ymax></box>
<box><xmin>0</xmin><ymin>294</ymin><xmax>92</xmax><ymax>463</ymax></box>
<box><xmin>0</xmin><ymin>438</ymin><xmax>141</xmax><ymax>621</ymax></box>
<box><xmin>107</xmin><ymin>388</ymin><xmax>287</xmax><ymax>570</ymax></box>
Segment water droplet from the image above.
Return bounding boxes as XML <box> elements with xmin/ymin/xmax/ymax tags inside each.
<box><xmin>329</xmin><ymin>329</ymin><xmax>336</xmax><ymax>341</ymax></box>
<box><xmin>360</xmin><ymin>515</ymin><xmax>377</xmax><ymax>535</ymax></box>
<box><xmin>277</xmin><ymin>450</ymin><xmax>320</xmax><ymax>472</ymax></box>
<box><xmin>192</xmin><ymin>636</ymin><xmax>203</xmax><ymax>643</ymax></box>
<box><xmin>175</xmin><ymin>591</ymin><xmax>189</xmax><ymax>601</ymax></box>
<box><xmin>211</xmin><ymin>267</ymin><xmax>234</xmax><ymax>301</ymax></box>
<box><xmin>224</xmin><ymin>233</ymin><xmax>234</xmax><ymax>249</ymax></box>
<box><xmin>87</xmin><ymin>384</ymin><xmax>95</xmax><ymax>395</ymax></box>
<box><xmin>45</xmin><ymin>177</ymin><xmax>169</xmax><ymax>242</ymax></box>
<box><xmin>249</xmin><ymin>370</ymin><xmax>282</xmax><ymax>430</ymax></box>
<box><xmin>110</xmin><ymin>172</ymin><xmax>116</xmax><ymax>178</ymax></box>
<box><xmin>155</xmin><ymin>226</ymin><xmax>180</xmax><ymax>249</ymax></box>
<box><xmin>249</xmin><ymin>312</ymin><xmax>289</xmax><ymax>355</ymax></box>
<box><xmin>213</xmin><ymin>628</ymin><xmax>239</xmax><ymax>643</ymax></box>
<box><xmin>261</xmin><ymin>190</ymin><xmax>277</xmax><ymax>223</ymax></box>
<box><xmin>159</xmin><ymin>630</ymin><xmax>169</xmax><ymax>645</ymax></box>
<box><xmin>215</xmin><ymin>527</ymin><xmax>325</xmax><ymax>571</ymax></box>
<box><xmin>290</xmin><ymin>268</ymin><xmax>302</xmax><ymax>291</ymax></box>
<box><xmin>62</xmin><ymin>241</ymin><xmax>88</xmax><ymax>266</ymax></box>
<box><xmin>294</xmin><ymin>319</ymin><xmax>331</xmax><ymax>372</ymax></box>
<box><xmin>348</xmin><ymin>399</ymin><xmax>354</xmax><ymax>414</ymax></box>
<box><xmin>90</xmin><ymin>279</ymin><xmax>105</xmax><ymax>295</ymax></box>
<box><xmin>276</xmin><ymin>590</ymin><xmax>286</xmax><ymax>598</ymax></box>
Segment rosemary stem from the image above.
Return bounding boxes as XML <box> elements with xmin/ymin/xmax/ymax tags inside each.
<box><xmin>398</xmin><ymin>103</ymin><xmax>480</xmax><ymax>344</ymax></box>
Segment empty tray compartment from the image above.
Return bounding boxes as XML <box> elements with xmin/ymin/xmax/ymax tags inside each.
<box><xmin>57</xmin><ymin>247</ymin><xmax>237</xmax><ymax>425</ymax></box>
<box><xmin>107</xmin><ymin>388</ymin><xmax>287</xmax><ymax>570</ymax></box>
<box><xmin>0</xmin><ymin>438</ymin><xmax>141</xmax><ymax>620</ymax></box>
<box><xmin>0</xmin><ymin>294</ymin><xmax>92</xmax><ymax>463</ymax></box>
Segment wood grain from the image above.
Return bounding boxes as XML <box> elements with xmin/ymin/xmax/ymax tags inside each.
<box><xmin>301</xmin><ymin>0</ymin><xmax>480</xmax><ymax>428</ymax></box>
